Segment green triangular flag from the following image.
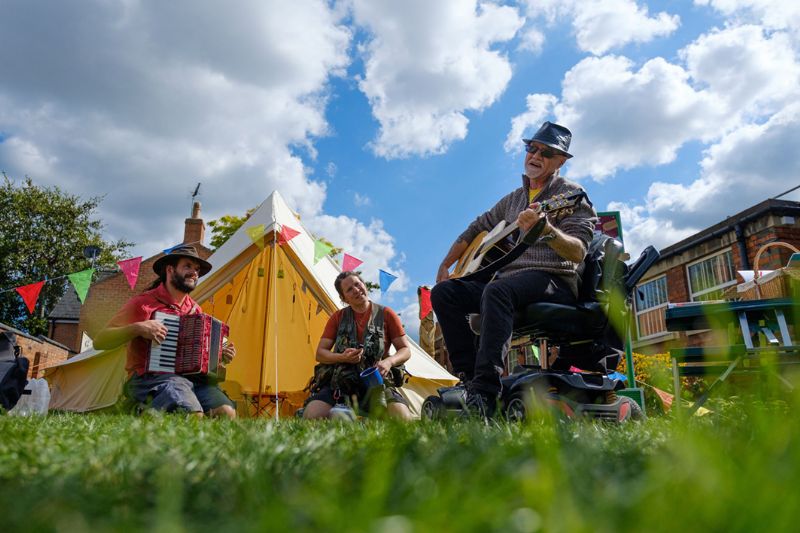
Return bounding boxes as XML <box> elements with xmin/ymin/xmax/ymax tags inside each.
<box><xmin>246</xmin><ymin>224</ymin><xmax>266</xmax><ymax>249</ymax></box>
<box><xmin>68</xmin><ymin>268</ymin><xmax>95</xmax><ymax>303</ymax></box>
<box><xmin>314</xmin><ymin>239</ymin><xmax>334</xmax><ymax>264</ymax></box>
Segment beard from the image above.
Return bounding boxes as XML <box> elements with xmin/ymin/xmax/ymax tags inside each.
<box><xmin>171</xmin><ymin>271</ymin><xmax>197</xmax><ymax>293</ymax></box>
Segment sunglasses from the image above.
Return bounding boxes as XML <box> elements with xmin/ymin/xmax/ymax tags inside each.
<box><xmin>524</xmin><ymin>143</ymin><xmax>561</xmax><ymax>159</ymax></box>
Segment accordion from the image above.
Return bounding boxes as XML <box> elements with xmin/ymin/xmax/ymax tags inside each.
<box><xmin>146</xmin><ymin>312</ymin><xmax>229</xmax><ymax>383</ymax></box>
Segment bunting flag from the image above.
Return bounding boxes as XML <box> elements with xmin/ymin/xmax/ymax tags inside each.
<box><xmin>16</xmin><ymin>281</ymin><xmax>45</xmax><ymax>314</ymax></box>
<box><xmin>418</xmin><ymin>286</ymin><xmax>432</xmax><ymax>320</ymax></box>
<box><xmin>313</xmin><ymin>239</ymin><xmax>333</xmax><ymax>264</ymax></box>
<box><xmin>342</xmin><ymin>253</ymin><xmax>363</xmax><ymax>272</ymax></box>
<box><xmin>162</xmin><ymin>243</ymin><xmax>182</xmax><ymax>254</ymax></box>
<box><xmin>652</xmin><ymin>385</ymin><xmax>674</xmax><ymax>412</ymax></box>
<box><xmin>67</xmin><ymin>269</ymin><xmax>95</xmax><ymax>304</ymax></box>
<box><xmin>117</xmin><ymin>257</ymin><xmax>143</xmax><ymax>290</ymax></box>
<box><xmin>245</xmin><ymin>224</ymin><xmax>267</xmax><ymax>249</ymax></box>
<box><xmin>379</xmin><ymin>269</ymin><xmax>398</xmax><ymax>295</ymax></box>
<box><xmin>278</xmin><ymin>225</ymin><xmax>300</xmax><ymax>246</ymax></box>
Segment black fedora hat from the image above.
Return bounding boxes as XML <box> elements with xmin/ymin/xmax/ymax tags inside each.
<box><xmin>152</xmin><ymin>244</ymin><xmax>212</xmax><ymax>277</ymax></box>
<box><xmin>523</xmin><ymin>121</ymin><xmax>573</xmax><ymax>159</ymax></box>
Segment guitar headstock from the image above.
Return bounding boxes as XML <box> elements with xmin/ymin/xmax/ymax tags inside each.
<box><xmin>541</xmin><ymin>190</ymin><xmax>587</xmax><ymax>219</ymax></box>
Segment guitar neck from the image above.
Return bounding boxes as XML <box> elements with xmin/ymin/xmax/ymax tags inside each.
<box><xmin>480</xmin><ymin>198</ymin><xmax>554</xmax><ymax>249</ymax></box>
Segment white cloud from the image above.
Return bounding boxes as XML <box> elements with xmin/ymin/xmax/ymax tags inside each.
<box><xmin>506</xmin><ymin>22</ymin><xmax>800</xmax><ymax>180</ymax></box>
<box><xmin>303</xmin><ymin>214</ymin><xmax>409</xmax><ymax>293</ymax></box>
<box><xmin>353</xmin><ymin>192</ymin><xmax>371</xmax><ymax>207</ymax></box>
<box><xmin>611</xmin><ymin>103</ymin><xmax>800</xmax><ymax>256</ymax></box>
<box><xmin>0</xmin><ymin>0</ymin><xmax>352</xmax><ymax>257</ymax></box>
<box><xmin>351</xmin><ymin>0</ymin><xmax>523</xmax><ymax>158</ymax></box>
<box><xmin>508</xmin><ymin>55</ymin><xmax>727</xmax><ymax>180</ymax></box>
<box><xmin>520</xmin><ymin>0</ymin><xmax>679</xmax><ymax>55</ymax></box>
<box><xmin>396</xmin><ymin>300</ymin><xmax>421</xmax><ymax>343</ymax></box>
<box><xmin>606</xmin><ymin>200</ymin><xmax>697</xmax><ymax>258</ymax></box>
<box><xmin>696</xmin><ymin>0</ymin><xmax>800</xmax><ymax>34</ymax></box>
<box><xmin>571</xmin><ymin>0</ymin><xmax>680</xmax><ymax>55</ymax></box>
<box><xmin>681</xmin><ymin>25</ymin><xmax>800</xmax><ymax>116</ymax></box>
<box><xmin>504</xmin><ymin>93</ymin><xmax>558</xmax><ymax>152</ymax></box>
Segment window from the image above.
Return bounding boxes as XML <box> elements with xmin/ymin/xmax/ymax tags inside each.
<box><xmin>687</xmin><ymin>249</ymin><xmax>737</xmax><ymax>301</ymax></box>
<box><xmin>635</xmin><ymin>276</ymin><xmax>668</xmax><ymax>338</ymax></box>
<box><xmin>636</xmin><ymin>276</ymin><xmax>668</xmax><ymax>311</ymax></box>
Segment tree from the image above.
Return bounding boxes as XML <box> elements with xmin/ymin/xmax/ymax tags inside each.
<box><xmin>0</xmin><ymin>175</ymin><xmax>132</xmax><ymax>335</ymax></box>
<box><xmin>207</xmin><ymin>209</ymin><xmax>255</xmax><ymax>250</ymax></box>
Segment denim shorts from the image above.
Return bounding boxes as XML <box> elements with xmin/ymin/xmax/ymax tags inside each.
<box><xmin>126</xmin><ymin>373</ymin><xmax>235</xmax><ymax>414</ymax></box>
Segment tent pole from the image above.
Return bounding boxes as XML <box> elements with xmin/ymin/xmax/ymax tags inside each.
<box><xmin>272</xmin><ymin>229</ymin><xmax>280</xmax><ymax>420</ymax></box>
<box><xmin>255</xmin><ymin>242</ymin><xmax>271</xmax><ymax>418</ymax></box>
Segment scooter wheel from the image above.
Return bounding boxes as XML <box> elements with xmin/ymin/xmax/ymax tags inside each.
<box><xmin>505</xmin><ymin>392</ymin><xmax>527</xmax><ymax>422</ymax></box>
<box><xmin>618</xmin><ymin>396</ymin><xmax>645</xmax><ymax>422</ymax></box>
<box><xmin>421</xmin><ymin>396</ymin><xmax>446</xmax><ymax>420</ymax></box>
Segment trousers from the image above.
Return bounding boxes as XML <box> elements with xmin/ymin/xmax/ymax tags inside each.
<box><xmin>430</xmin><ymin>269</ymin><xmax>574</xmax><ymax>396</ymax></box>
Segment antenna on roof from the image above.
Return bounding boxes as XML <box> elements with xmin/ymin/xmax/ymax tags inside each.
<box><xmin>772</xmin><ymin>183</ymin><xmax>800</xmax><ymax>200</ymax></box>
<box><xmin>190</xmin><ymin>182</ymin><xmax>201</xmax><ymax>215</ymax></box>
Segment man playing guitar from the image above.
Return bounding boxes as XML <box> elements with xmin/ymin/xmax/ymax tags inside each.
<box><xmin>431</xmin><ymin>121</ymin><xmax>596</xmax><ymax>418</ymax></box>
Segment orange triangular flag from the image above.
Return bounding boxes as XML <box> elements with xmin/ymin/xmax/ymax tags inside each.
<box><xmin>16</xmin><ymin>281</ymin><xmax>45</xmax><ymax>314</ymax></box>
<box><xmin>652</xmin><ymin>386</ymin><xmax>674</xmax><ymax>412</ymax></box>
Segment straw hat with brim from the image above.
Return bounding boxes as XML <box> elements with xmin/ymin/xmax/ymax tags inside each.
<box><xmin>152</xmin><ymin>245</ymin><xmax>212</xmax><ymax>277</ymax></box>
<box><xmin>523</xmin><ymin>121</ymin><xmax>573</xmax><ymax>159</ymax></box>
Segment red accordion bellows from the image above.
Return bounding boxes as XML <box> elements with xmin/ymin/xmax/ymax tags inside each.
<box><xmin>175</xmin><ymin>314</ymin><xmax>229</xmax><ymax>382</ymax></box>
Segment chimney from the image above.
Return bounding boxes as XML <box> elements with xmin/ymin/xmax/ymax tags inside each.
<box><xmin>184</xmin><ymin>201</ymin><xmax>205</xmax><ymax>245</ymax></box>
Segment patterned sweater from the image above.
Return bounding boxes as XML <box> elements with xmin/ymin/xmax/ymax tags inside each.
<box><xmin>457</xmin><ymin>174</ymin><xmax>597</xmax><ymax>295</ymax></box>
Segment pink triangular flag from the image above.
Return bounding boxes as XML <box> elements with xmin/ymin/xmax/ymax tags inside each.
<box><xmin>342</xmin><ymin>253</ymin><xmax>363</xmax><ymax>272</ymax></box>
<box><xmin>16</xmin><ymin>281</ymin><xmax>45</xmax><ymax>314</ymax></box>
<box><xmin>117</xmin><ymin>257</ymin><xmax>143</xmax><ymax>290</ymax></box>
<box><xmin>278</xmin><ymin>225</ymin><xmax>300</xmax><ymax>246</ymax></box>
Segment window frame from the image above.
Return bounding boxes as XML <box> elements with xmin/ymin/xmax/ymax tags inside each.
<box><xmin>634</xmin><ymin>275</ymin><xmax>669</xmax><ymax>339</ymax></box>
<box><xmin>686</xmin><ymin>248</ymin><xmax>738</xmax><ymax>302</ymax></box>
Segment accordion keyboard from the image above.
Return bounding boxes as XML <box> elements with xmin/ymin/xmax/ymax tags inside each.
<box><xmin>147</xmin><ymin>312</ymin><xmax>181</xmax><ymax>373</ymax></box>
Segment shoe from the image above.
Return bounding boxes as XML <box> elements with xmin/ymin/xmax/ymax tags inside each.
<box><xmin>462</xmin><ymin>388</ymin><xmax>497</xmax><ymax>420</ymax></box>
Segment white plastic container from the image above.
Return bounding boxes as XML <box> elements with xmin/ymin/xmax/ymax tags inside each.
<box><xmin>9</xmin><ymin>378</ymin><xmax>50</xmax><ymax>416</ymax></box>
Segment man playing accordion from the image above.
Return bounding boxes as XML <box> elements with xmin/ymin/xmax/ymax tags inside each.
<box><xmin>94</xmin><ymin>245</ymin><xmax>237</xmax><ymax>418</ymax></box>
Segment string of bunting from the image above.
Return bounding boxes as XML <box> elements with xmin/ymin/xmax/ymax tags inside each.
<box><xmin>0</xmin><ymin>240</ymin><xmax>193</xmax><ymax>314</ymax></box>
<box><xmin>4</xmin><ymin>222</ymin><xmax>404</xmax><ymax>315</ymax></box>
<box><xmin>244</xmin><ymin>222</ymin><xmax>400</xmax><ymax>296</ymax></box>
<box><xmin>0</xmin><ymin>256</ymin><xmax>144</xmax><ymax>315</ymax></box>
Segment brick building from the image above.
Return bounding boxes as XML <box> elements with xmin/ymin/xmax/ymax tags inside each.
<box><xmin>1</xmin><ymin>322</ymin><xmax>71</xmax><ymax>378</ymax></box>
<box><xmin>632</xmin><ymin>198</ymin><xmax>800</xmax><ymax>353</ymax></box>
<box><xmin>48</xmin><ymin>202</ymin><xmax>212</xmax><ymax>353</ymax></box>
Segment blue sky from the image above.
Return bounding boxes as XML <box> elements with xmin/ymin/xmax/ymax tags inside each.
<box><xmin>1</xmin><ymin>0</ymin><xmax>799</xmax><ymax>338</ymax></box>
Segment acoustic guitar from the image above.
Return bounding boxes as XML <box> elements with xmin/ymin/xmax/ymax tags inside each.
<box><xmin>450</xmin><ymin>190</ymin><xmax>589</xmax><ymax>279</ymax></box>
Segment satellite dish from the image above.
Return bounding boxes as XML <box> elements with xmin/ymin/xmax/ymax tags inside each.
<box><xmin>83</xmin><ymin>245</ymin><xmax>101</xmax><ymax>260</ymax></box>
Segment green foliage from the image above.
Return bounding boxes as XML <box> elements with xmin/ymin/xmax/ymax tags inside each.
<box><xmin>0</xmin><ymin>175</ymin><xmax>132</xmax><ymax>334</ymax></box>
<box><xmin>207</xmin><ymin>209</ymin><xmax>255</xmax><ymax>250</ymax></box>
<box><xmin>2</xmin><ymin>398</ymin><xmax>800</xmax><ymax>532</ymax></box>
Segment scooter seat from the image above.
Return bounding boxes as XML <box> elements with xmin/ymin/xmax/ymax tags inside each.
<box><xmin>512</xmin><ymin>301</ymin><xmax>608</xmax><ymax>340</ymax></box>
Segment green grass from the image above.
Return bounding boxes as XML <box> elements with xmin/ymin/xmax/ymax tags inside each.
<box><xmin>1</xmin><ymin>398</ymin><xmax>799</xmax><ymax>533</ymax></box>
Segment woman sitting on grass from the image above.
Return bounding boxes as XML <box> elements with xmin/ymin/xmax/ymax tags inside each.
<box><xmin>303</xmin><ymin>271</ymin><xmax>413</xmax><ymax>420</ymax></box>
